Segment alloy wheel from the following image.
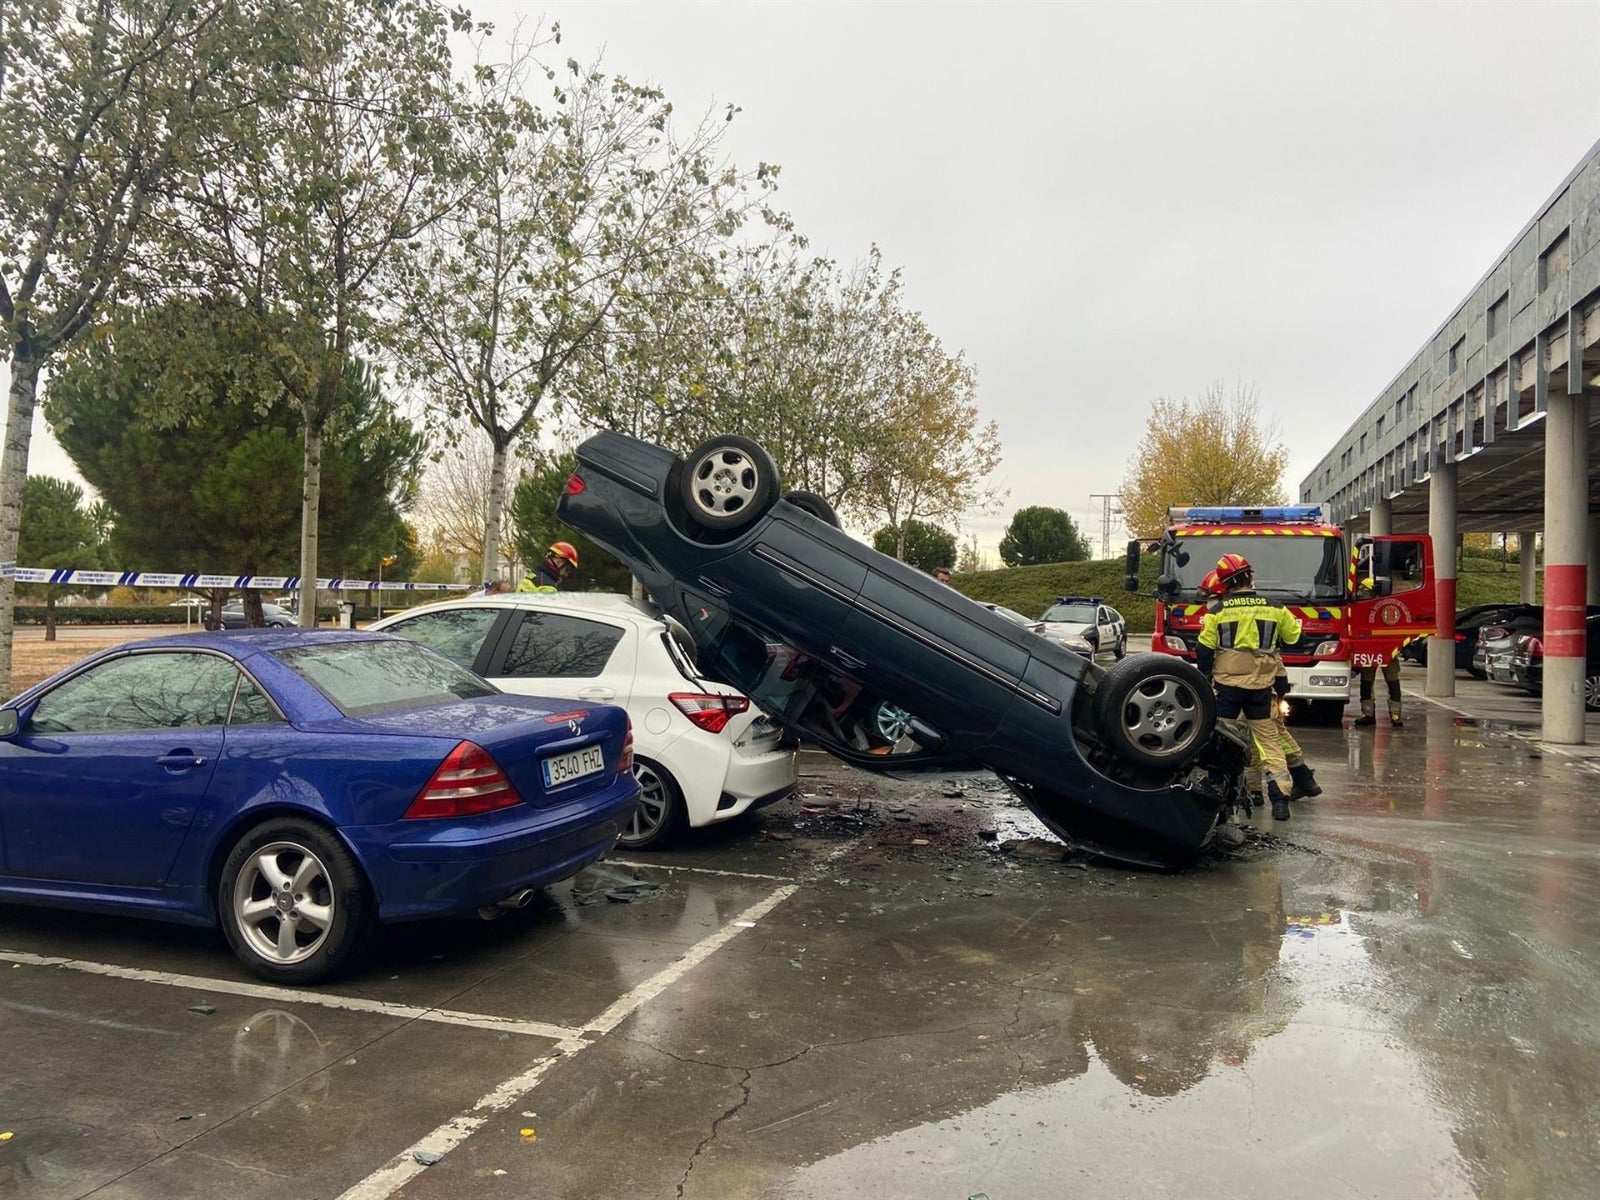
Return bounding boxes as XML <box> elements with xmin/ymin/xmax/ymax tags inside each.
<box><xmin>1120</xmin><ymin>675</ymin><xmax>1202</xmax><ymax>758</ymax></box>
<box><xmin>688</xmin><ymin>447</ymin><xmax>762</xmax><ymax>521</ymax></box>
<box><xmin>232</xmin><ymin>841</ymin><xmax>336</xmax><ymax>966</ymax></box>
<box><xmin>626</xmin><ymin>762</ymin><xmax>671</xmax><ymax>845</ymax></box>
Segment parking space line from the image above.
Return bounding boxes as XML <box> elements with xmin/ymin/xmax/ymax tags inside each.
<box><xmin>337</xmin><ymin>881</ymin><xmax>801</xmax><ymax>1200</ymax></box>
<box><xmin>606</xmin><ymin>858</ymin><xmax>797</xmax><ymax>882</ymax></box>
<box><xmin>0</xmin><ymin>949</ymin><xmax>583</xmax><ymax>1041</ymax></box>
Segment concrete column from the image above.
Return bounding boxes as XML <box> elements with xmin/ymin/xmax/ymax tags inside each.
<box><xmin>1426</xmin><ymin>463</ymin><xmax>1458</xmax><ymax>697</ymax></box>
<box><xmin>1370</xmin><ymin>497</ymin><xmax>1392</xmax><ymax>536</ymax></box>
<box><xmin>1542</xmin><ymin>393</ymin><xmax>1589</xmax><ymax>744</ymax></box>
<box><xmin>1519</xmin><ymin>531</ymin><xmax>1538</xmax><ymax>603</ymax></box>
<box><xmin>1588</xmin><ymin>515</ymin><xmax>1600</xmax><ymax>606</ymax></box>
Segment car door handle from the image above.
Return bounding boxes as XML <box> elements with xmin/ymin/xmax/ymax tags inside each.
<box><xmin>830</xmin><ymin>646</ymin><xmax>866</xmax><ymax>671</ymax></box>
<box><xmin>577</xmin><ymin>686</ymin><xmax>616</xmax><ymax>701</ymax></box>
<box><xmin>156</xmin><ymin>752</ymin><xmax>207</xmax><ymax>770</ymax></box>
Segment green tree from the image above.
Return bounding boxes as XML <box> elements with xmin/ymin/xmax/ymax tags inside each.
<box><xmin>999</xmin><ymin>506</ymin><xmax>1090</xmax><ymax>567</ymax></box>
<box><xmin>0</xmin><ymin>0</ymin><xmax>285</xmax><ymax>694</ymax></box>
<box><xmin>1119</xmin><ymin>381</ymin><xmax>1289</xmax><ymax>537</ymax></box>
<box><xmin>508</xmin><ymin>453</ymin><xmax>631</xmax><ymax>593</ymax></box>
<box><xmin>17</xmin><ymin>476</ymin><xmax>101</xmax><ymax>641</ymax></box>
<box><xmin>173</xmin><ymin>0</ymin><xmax>462</xmax><ymax>625</ymax></box>
<box><xmin>46</xmin><ymin>307</ymin><xmax>424</xmax><ymax>626</ymax></box>
<box><xmin>872</xmin><ymin>519</ymin><xmax>956</xmax><ymax>573</ymax></box>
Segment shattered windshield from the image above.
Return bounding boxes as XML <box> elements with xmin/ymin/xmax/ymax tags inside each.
<box><xmin>1165</xmin><ymin>534</ymin><xmax>1346</xmax><ymax>602</ymax></box>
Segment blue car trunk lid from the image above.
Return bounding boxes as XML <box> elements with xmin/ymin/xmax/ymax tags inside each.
<box><xmin>339</xmin><ymin>697</ymin><xmax>627</xmax><ymax>809</ymax></box>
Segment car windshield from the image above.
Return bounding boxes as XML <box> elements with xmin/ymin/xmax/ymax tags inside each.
<box><xmin>1165</xmin><ymin>534</ymin><xmax>1346</xmax><ymax>601</ymax></box>
<box><xmin>276</xmin><ymin>639</ymin><xmax>496</xmax><ymax>717</ymax></box>
<box><xmin>1041</xmin><ymin>603</ymin><xmax>1096</xmax><ymax>623</ymax></box>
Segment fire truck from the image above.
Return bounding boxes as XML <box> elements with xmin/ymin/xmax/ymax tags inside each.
<box><xmin>1125</xmin><ymin>506</ymin><xmax>1436</xmax><ymax>721</ymax></box>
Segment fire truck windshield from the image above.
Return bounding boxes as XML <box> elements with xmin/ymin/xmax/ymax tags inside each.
<box><xmin>1167</xmin><ymin>534</ymin><xmax>1346</xmax><ymax>602</ymax></box>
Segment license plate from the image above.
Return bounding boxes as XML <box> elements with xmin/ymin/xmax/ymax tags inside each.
<box><xmin>541</xmin><ymin>744</ymin><xmax>606</xmax><ymax>789</ymax></box>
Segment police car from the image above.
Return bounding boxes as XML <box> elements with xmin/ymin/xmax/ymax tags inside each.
<box><xmin>1035</xmin><ymin>596</ymin><xmax>1127</xmax><ymax>659</ymax></box>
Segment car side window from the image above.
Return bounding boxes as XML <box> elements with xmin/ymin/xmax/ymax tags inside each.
<box><xmin>229</xmin><ymin>674</ymin><xmax>284</xmax><ymax>726</ymax></box>
<box><xmin>384</xmin><ymin>608</ymin><xmax>501</xmax><ymax>671</ymax></box>
<box><xmin>26</xmin><ymin>652</ymin><xmax>241</xmax><ymax>735</ymax></box>
<box><xmin>500</xmin><ymin>613</ymin><xmax>624</xmax><ymax>679</ymax></box>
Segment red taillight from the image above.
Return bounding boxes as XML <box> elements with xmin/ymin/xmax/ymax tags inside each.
<box><xmin>1526</xmin><ymin>638</ymin><xmax>1543</xmax><ymax>659</ymax></box>
<box><xmin>669</xmin><ymin>692</ymin><xmax>750</xmax><ymax>734</ymax></box>
<box><xmin>563</xmin><ymin>473</ymin><xmax>585</xmax><ymax>496</ymax></box>
<box><xmin>618</xmin><ymin>719</ymin><xmax>634</xmax><ymax>775</ymax></box>
<box><xmin>404</xmin><ymin>741</ymin><xmax>522</xmax><ymax>819</ymax></box>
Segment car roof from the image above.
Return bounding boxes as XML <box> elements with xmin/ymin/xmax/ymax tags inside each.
<box><xmin>378</xmin><ymin>591</ymin><xmax>666</xmax><ymax>628</ymax></box>
<box><xmin>108</xmin><ymin>628</ymin><xmax>399</xmax><ymax>658</ymax></box>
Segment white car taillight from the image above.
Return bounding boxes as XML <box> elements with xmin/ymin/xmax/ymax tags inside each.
<box><xmin>404</xmin><ymin>741</ymin><xmax>522</xmax><ymax>819</ymax></box>
<box><xmin>669</xmin><ymin>692</ymin><xmax>750</xmax><ymax>734</ymax></box>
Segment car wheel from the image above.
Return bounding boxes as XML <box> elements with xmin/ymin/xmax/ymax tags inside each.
<box><xmin>782</xmin><ymin>489</ymin><xmax>840</xmax><ymax>528</ymax></box>
<box><xmin>1091</xmin><ymin>654</ymin><xmax>1215</xmax><ymax>771</ymax></box>
<box><xmin>218</xmin><ymin>817</ymin><xmax>374</xmax><ymax>984</ymax></box>
<box><xmin>1112</xmin><ymin>634</ymin><xmax>1127</xmax><ymax>660</ymax></box>
<box><xmin>620</xmin><ymin>759</ymin><xmax>686</xmax><ymax>850</ymax></box>
<box><xmin>1586</xmin><ymin>673</ymin><xmax>1600</xmax><ymax>712</ymax></box>
<box><xmin>680</xmin><ymin>435</ymin><xmax>780</xmax><ymax>534</ymax></box>
<box><xmin>870</xmin><ymin>700</ymin><xmax>913</xmax><ymax>745</ymax></box>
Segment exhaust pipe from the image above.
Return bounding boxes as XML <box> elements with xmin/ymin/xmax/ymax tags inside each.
<box><xmin>477</xmin><ymin>888</ymin><xmax>538</xmax><ymax>920</ymax></box>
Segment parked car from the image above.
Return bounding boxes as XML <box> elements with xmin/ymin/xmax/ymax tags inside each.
<box><xmin>0</xmin><ymin>631</ymin><xmax>639</xmax><ymax>982</ymax></box>
<box><xmin>1473</xmin><ymin>605</ymin><xmax>1600</xmax><ymax>681</ymax></box>
<box><xmin>205</xmin><ymin>600</ymin><xmax>296</xmax><ymax>630</ymax></box>
<box><xmin>978</xmin><ymin>602</ymin><xmax>1092</xmax><ymax>657</ymax></box>
<box><xmin>556</xmin><ymin>431</ymin><xmax>1248</xmax><ymax>869</ymax></box>
<box><xmin>1401</xmin><ymin>603</ymin><xmax>1537</xmax><ymax>673</ymax></box>
<box><xmin>370</xmin><ymin>593</ymin><xmax>797</xmax><ymax>849</ymax></box>
<box><xmin>1508</xmin><ymin>614</ymin><xmax>1600</xmax><ymax>707</ymax></box>
<box><xmin>1036</xmin><ymin>597</ymin><xmax>1127</xmax><ymax>659</ymax></box>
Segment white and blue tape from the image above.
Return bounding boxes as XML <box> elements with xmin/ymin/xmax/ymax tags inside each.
<box><xmin>0</xmin><ymin>563</ymin><xmax>464</xmax><ymax>592</ymax></box>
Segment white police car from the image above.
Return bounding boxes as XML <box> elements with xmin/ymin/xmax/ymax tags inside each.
<box><xmin>1035</xmin><ymin>596</ymin><xmax>1127</xmax><ymax>659</ymax></box>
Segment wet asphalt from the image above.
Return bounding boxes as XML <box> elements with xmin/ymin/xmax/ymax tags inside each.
<box><xmin>2</xmin><ymin>683</ymin><xmax>1598</xmax><ymax>1200</ymax></box>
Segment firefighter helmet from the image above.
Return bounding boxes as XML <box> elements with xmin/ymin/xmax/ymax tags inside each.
<box><xmin>549</xmin><ymin>541</ymin><xmax>580</xmax><ymax>568</ymax></box>
<box><xmin>1214</xmin><ymin>553</ymin><xmax>1253</xmax><ymax>590</ymax></box>
<box><xmin>1198</xmin><ymin>569</ymin><xmax>1224</xmax><ymax>595</ymax></box>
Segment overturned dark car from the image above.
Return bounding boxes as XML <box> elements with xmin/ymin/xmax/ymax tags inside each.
<box><xmin>557</xmin><ymin>431</ymin><xmax>1248</xmax><ymax>868</ymax></box>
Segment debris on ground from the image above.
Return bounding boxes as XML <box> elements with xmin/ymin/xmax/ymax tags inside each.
<box><xmin>604</xmin><ymin>882</ymin><xmax>664</xmax><ymax>904</ymax></box>
<box><xmin>186</xmin><ymin>1004</ymin><xmax>217</xmax><ymax>1015</ymax></box>
<box><xmin>413</xmin><ymin>1149</ymin><xmax>443</xmax><ymax>1166</ymax></box>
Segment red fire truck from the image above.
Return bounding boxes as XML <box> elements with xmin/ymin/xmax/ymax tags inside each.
<box><xmin>1126</xmin><ymin>506</ymin><xmax>1436</xmax><ymax>721</ymax></box>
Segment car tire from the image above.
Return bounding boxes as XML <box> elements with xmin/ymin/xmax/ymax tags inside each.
<box><xmin>1091</xmin><ymin>653</ymin><xmax>1215</xmax><ymax>772</ymax></box>
<box><xmin>1112</xmin><ymin>634</ymin><xmax>1127</xmax><ymax>660</ymax></box>
<box><xmin>620</xmin><ymin>759</ymin><xmax>686</xmax><ymax>850</ymax></box>
<box><xmin>218</xmin><ymin>817</ymin><xmax>374</xmax><ymax>984</ymax></box>
<box><xmin>782</xmin><ymin>489</ymin><xmax>840</xmax><ymax>528</ymax></box>
<box><xmin>1586</xmin><ymin>673</ymin><xmax>1600</xmax><ymax>712</ymax></box>
<box><xmin>680</xmin><ymin>435</ymin><xmax>780</xmax><ymax>535</ymax></box>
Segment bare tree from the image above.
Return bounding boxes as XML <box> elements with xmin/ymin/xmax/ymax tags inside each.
<box><xmin>414</xmin><ymin>431</ymin><xmax>529</xmax><ymax>583</ymax></box>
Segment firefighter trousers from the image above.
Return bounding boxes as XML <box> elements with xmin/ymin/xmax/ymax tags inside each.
<box><xmin>1358</xmin><ymin>660</ymin><xmax>1403</xmax><ymax>720</ymax></box>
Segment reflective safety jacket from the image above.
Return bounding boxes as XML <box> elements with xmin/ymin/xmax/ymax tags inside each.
<box><xmin>1196</xmin><ymin>592</ymin><xmax>1303</xmax><ymax>690</ymax></box>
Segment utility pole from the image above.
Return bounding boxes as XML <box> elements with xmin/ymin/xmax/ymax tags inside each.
<box><xmin>1089</xmin><ymin>493</ymin><xmax>1122</xmax><ymax>560</ymax></box>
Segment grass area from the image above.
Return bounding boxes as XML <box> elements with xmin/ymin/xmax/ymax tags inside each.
<box><xmin>7</xmin><ymin>633</ymin><xmax>134</xmax><ymax>700</ymax></box>
<box><xmin>952</xmin><ymin>551</ymin><xmax>1536</xmax><ymax>634</ymax></box>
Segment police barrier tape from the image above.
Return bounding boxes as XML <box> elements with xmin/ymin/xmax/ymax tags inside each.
<box><xmin>0</xmin><ymin>563</ymin><xmax>466</xmax><ymax>592</ymax></box>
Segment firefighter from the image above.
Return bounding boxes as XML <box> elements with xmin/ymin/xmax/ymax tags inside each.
<box><xmin>1196</xmin><ymin>554</ymin><xmax>1302</xmax><ymax>822</ymax></box>
<box><xmin>518</xmin><ymin>541</ymin><xmax>580</xmax><ymax>592</ymax></box>
<box><xmin>1197</xmin><ymin>570</ymin><xmax>1323</xmax><ymax>807</ymax></box>
<box><xmin>1352</xmin><ymin>575</ymin><xmax>1403</xmax><ymax>728</ymax></box>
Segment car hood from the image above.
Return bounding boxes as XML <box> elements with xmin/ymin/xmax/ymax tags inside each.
<box><xmin>1037</xmin><ymin>620</ymin><xmax>1093</xmax><ymax>639</ymax></box>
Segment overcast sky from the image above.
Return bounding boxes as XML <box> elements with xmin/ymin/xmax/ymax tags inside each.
<box><xmin>11</xmin><ymin>0</ymin><xmax>1600</xmax><ymax>564</ymax></box>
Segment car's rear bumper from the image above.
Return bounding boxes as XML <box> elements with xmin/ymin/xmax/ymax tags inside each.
<box><xmin>709</xmin><ymin>743</ymin><xmax>798</xmax><ymax>824</ymax></box>
<box><xmin>347</xmin><ymin>777</ymin><xmax>641</xmax><ymax>922</ymax></box>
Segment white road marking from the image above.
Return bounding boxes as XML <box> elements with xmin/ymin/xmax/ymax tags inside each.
<box><xmin>336</xmin><ymin>882</ymin><xmax>801</xmax><ymax>1200</ymax></box>
<box><xmin>605</xmin><ymin>858</ymin><xmax>796</xmax><ymax>882</ymax></box>
<box><xmin>0</xmin><ymin>950</ymin><xmax>582</xmax><ymax>1041</ymax></box>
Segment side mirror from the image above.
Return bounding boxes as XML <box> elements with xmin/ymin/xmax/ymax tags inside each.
<box><xmin>1155</xmin><ymin>574</ymin><xmax>1181</xmax><ymax>601</ymax></box>
<box><xmin>1174</xmin><ymin>550</ymin><xmax>1190</xmax><ymax>568</ymax></box>
<box><xmin>0</xmin><ymin>709</ymin><xmax>17</xmax><ymax>739</ymax></box>
<box><xmin>1123</xmin><ymin>540</ymin><xmax>1141</xmax><ymax>592</ymax></box>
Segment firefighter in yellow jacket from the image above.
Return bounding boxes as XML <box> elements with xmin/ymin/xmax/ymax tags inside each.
<box><xmin>1196</xmin><ymin>554</ymin><xmax>1303</xmax><ymax>822</ymax></box>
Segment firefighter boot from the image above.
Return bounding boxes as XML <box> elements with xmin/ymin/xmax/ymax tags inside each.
<box><xmin>1353</xmin><ymin>699</ymin><xmax>1377</xmax><ymax>728</ymax></box>
<box><xmin>1389</xmin><ymin>698</ymin><xmax>1404</xmax><ymax>728</ymax></box>
<box><xmin>1289</xmin><ymin>762</ymin><xmax>1322</xmax><ymax>799</ymax></box>
<box><xmin>1268</xmin><ymin>781</ymin><xmax>1291</xmax><ymax>822</ymax></box>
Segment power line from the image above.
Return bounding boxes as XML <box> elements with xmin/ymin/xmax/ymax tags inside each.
<box><xmin>1089</xmin><ymin>493</ymin><xmax>1122</xmax><ymax>560</ymax></box>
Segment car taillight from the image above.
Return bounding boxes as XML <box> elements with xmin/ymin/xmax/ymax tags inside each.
<box><xmin>618</xmin><ymin>720</ymin><xmax>634</xmax><ymax>774</ymax></box>
<box><xmin>404</xmin><ymin>741</ymin><xmax>522</xmax><ymax>819</ymax></box>
<box><xmin>563</xmin><ymin>473</ymin><xmax>585</xmax><ymax>496</ymax></box>
<box><xmin>669</xmin><ymin>692</ymin><xmax>750</xmax><ymax>734</ymax></box>
<box><xmin>1526</xmin><ymin>638</ymin><xmax>1543</xmax><ymax>659</ymax></box>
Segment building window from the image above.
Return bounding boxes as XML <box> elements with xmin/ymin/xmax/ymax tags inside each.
<box><xmin>1448</xmin><ymin>336</ymin><xmax>1465</xmax><ymax>373</ymax></box>
<box><xmin>1486</xmin><ymin>291</ymin><xmax>1508</xmax><ymax>338</ymax></box>
<box><xmin>1539</xmin><ymin>229</ymin><xmax>1569</xmax><ymax>292</ymax></box>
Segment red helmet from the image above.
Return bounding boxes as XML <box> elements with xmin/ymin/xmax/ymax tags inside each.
<box><xmin>549</xmin><ymin>541</ymin><xmax>580</xmax><ymax>568</ymax></box>
<box><xmin>1198</xmin><ymin>569</ymin><xmax>1224</xmax><ymax>596</ymax></box>
<box><xmin>1215</xmin><ymin>553</ymin><xmax>1253</xmax><ymax>589</ymax></box>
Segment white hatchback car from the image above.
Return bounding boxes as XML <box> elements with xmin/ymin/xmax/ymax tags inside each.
<box><xmin>369</xmin><ymin>593</ymin><xmax>797</xmax><ymax>849</ymax></box>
